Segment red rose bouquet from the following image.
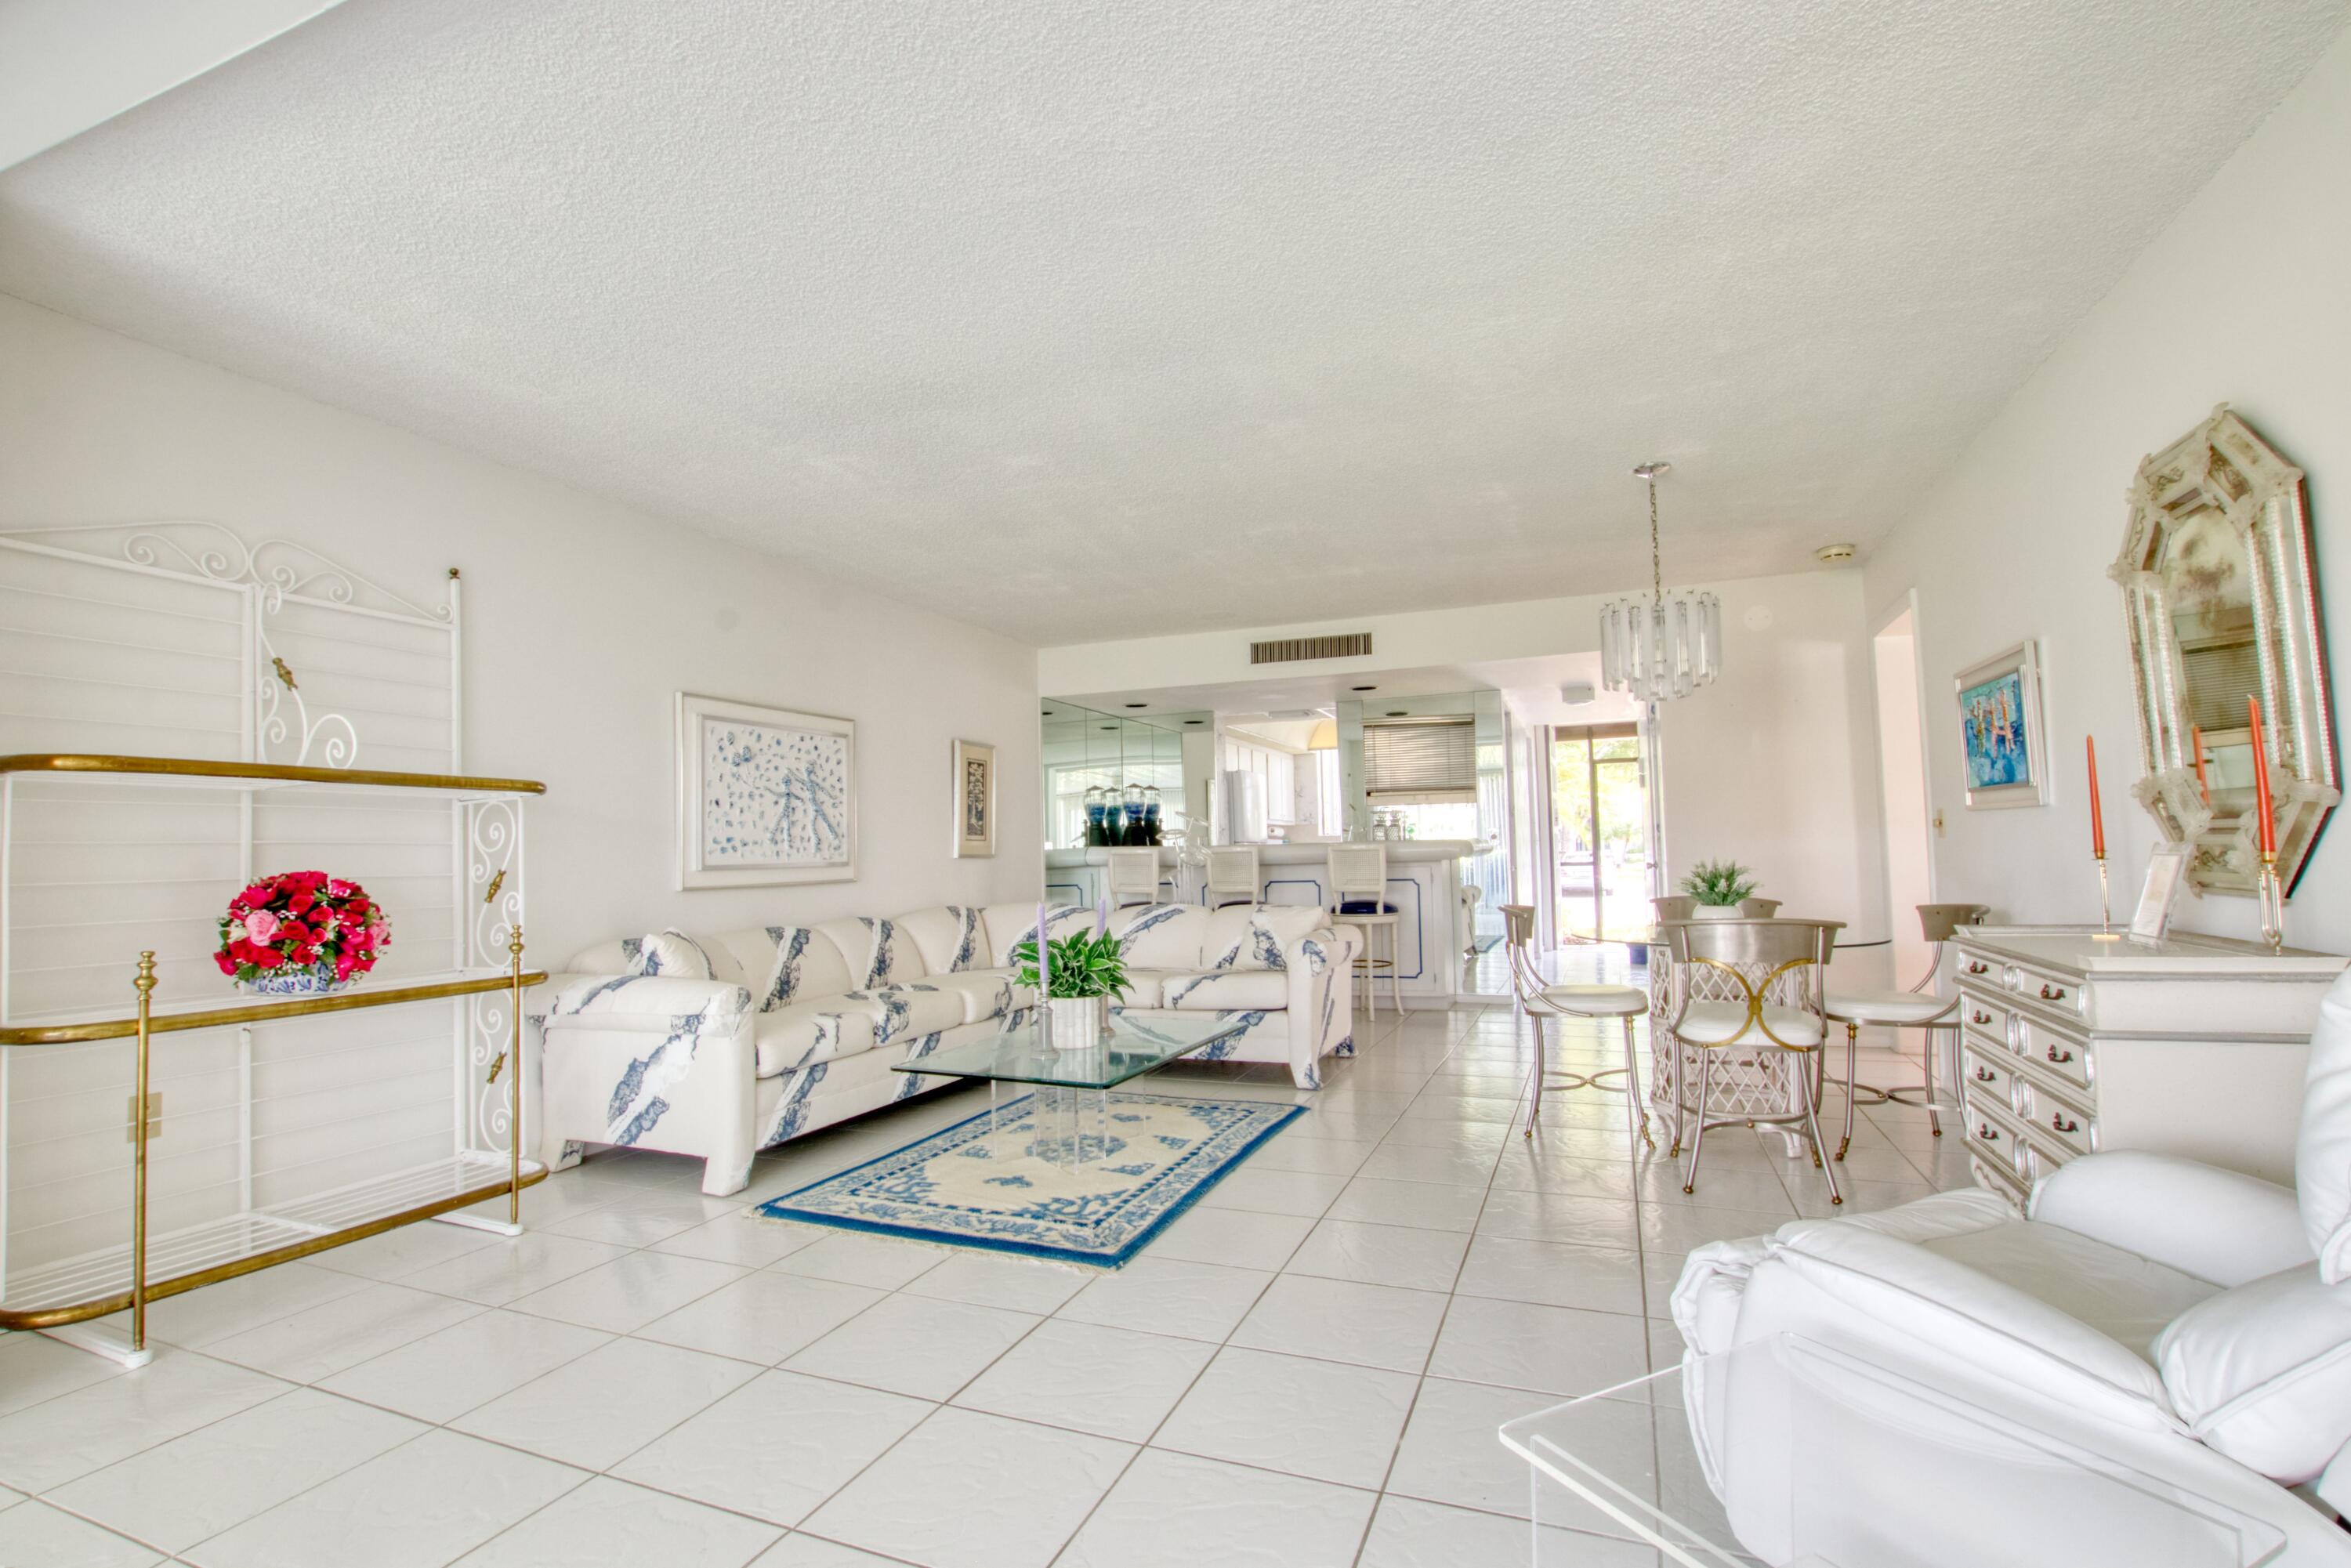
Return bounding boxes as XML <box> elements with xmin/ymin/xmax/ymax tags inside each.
<box><xmin>216</xmin><ymin>871</ymin><xmax>390</xmax><ymax>994</ymax></box>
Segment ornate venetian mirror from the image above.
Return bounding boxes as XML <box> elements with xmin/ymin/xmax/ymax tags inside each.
<box><xmin>2111</xmin><ymin>406</ymin><xmax>2338</xmax><ymax>896</ymax></box>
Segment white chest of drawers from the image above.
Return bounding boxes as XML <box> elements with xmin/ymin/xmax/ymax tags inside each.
<box><xmin>1950</xmin><ymin>925</ymin><xmax>2343</xmax><ymax>1205</ymax></box>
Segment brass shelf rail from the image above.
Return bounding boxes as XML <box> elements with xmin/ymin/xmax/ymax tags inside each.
<box><xmin>0</xmin><ymin>752</ymin><xmax>547</xmax><ymax>795</ymax></box>
<box><xmin>0</xmin><ymin>939</ymin><xmax>542</xmax><ymax>1354</ymax></box>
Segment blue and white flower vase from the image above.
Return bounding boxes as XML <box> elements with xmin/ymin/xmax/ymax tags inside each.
<box><xmin>237</xmin><ymin>961</ymin><xmax>353</xmax><ymax>998</ymax></box>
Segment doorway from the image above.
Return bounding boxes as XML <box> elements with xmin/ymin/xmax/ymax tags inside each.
<box><xmin>1547</xmin><ymin>723</ymin><xmax>1651</xmax><ymax>942</ymax></box>
<box><xmin>1874</xmin><ymin>600</ymin><xmax>1934</xmax><ymax>983</ymax></box>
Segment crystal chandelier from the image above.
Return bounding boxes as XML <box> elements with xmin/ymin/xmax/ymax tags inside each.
<box><xmin>1599</xmin><ymin>461</ymin><xmax>1720</xmax><ymax>701</ymax></box>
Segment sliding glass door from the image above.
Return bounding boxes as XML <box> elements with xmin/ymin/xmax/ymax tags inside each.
<box><xmin>1548</xmin><ymin>723</ymin><xmax>1651</xmax><ymax>941</ymax></box>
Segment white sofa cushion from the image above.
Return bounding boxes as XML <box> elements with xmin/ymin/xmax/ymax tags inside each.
<box><xmin>1115</xmin><ymin>904</ymin><xmax>1211</xmax><ymax>970</ymax></box>
<box><xmin>753</xmin><ymin>925</ymin><xmax>854</xmax><ymax>1011</ymax></box>
<box><xmin>2030</xmin><ymin>1150</ymin><xmax>2313</xmax><ymax>1289</ymax></box>
<box><xmin>1918</xmin><ymin>1215</ymin><xmax>2218</xmax><ymax>1360</ymax></box>
<box><xmin>1204</xmin><ymin>905</ymin><xmax>1325</xmax><ymax>971</ymax></box>
<box><xmin>2298</xmin><ymin>969</ymin><xmax>2351</xmax><ymax>1284</ymax></box>
<box><xmin>918</xmin><ymin>970</ymin><xmax>1017</xmax><ymax>1025</ymax></box>
<box><xmin>1162</xmin><ymin>969</ymin><xmax>1288</xmax><ymax>1011</ymax></box>
<box><xmin>1762</xmin><ymin>1220</ymin><xmax>2181</xmax><ymax>1428</ymax></box>
<box><xmin>754</xmin><ymin>998</ymin><xmax>880</xmax><ymax>1077</ymax></box>
<box><xmin>817</xmin><ymin>917</ymin><xmax>922</xmax><ymax>989</ymax></box>
<box><xmin>848</xmin><ymin>984</ymin><xmax>966</xmax><ymax>1047</ymax></box>
<box><xmin>895</xmin><ymin>906</ymin><xmax>989</xmax><ymax>975</ymax></box>
<box><xmin>980</xmin><ymin>903</ymin><xmax>1089</xmax><ymax>967</ymax></box>
<box><xmin>621</xmin><ymin>929</ymin><xmax>715</xmax><ymax>980</ymax></box>
<box><xmin>2155</xmin><ymin>1262</ymin><xmax>2351</xmax><ymax>1484</ymax></box>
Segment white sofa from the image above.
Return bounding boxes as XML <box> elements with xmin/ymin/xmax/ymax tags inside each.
<box><xmin>534</xmin><ymin>901</ymin><xmax>1360</xmax><ymax>1195</ymax></box>
<box><xmin>1669</xmin><ymin>969</ymin><xmax>2351</xmax><ymax>1557</ymax></box>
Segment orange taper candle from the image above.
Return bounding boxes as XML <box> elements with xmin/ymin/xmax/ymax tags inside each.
<box><xmin>2086</xmin><ymin>734</ymin><xmax>2105</xmax><ymax>859</ymax></box>
<box><xmin>2248</xmin><ymin>695</ymin><xmax>2277</xmax><ymax>858</ymax></box>
<box><xmin>2190</xmin><ymin>724</ymin><xmax>2209</xmax><ymax>805</ymax></box>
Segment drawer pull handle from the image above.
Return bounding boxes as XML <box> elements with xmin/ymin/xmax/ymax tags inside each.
<box><xmin>2045</xmin><ymin>1045</ymin><xmax>2074</xmax><ymax>1065</ymax></box>
<box><xmin>2039</xmin><ymin>983</ymin><xmax>2067</xmax><ymax>1001</ymax></box>
<box><xmin>1965</xmin><ymin>961</ymin><xmax>1988</xmax><ymax>976</ymax></box>
<box><xmin>1975</xmin><ymin>1124</ymin><xmax>2000</xmax><ymax>1143</ymax></box>
<box><xmin>2051</xmin><ymin>1112</ymin><xmax>2079</xmax><ymax>1135</ymax></box>
<box><xmin>1970</xmin><ymin>1010</ymin><xmax>1992</xmax><ymax>1026</ymax></box>
<box><xmin>1972</xmin><ymin>1066</ymin><xmax>1996</xmax><ymax>1082</ymax></box>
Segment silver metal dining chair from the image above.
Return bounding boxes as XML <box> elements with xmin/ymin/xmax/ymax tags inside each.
<box><xmin>1498</xmin><ymin>904</ymin><xmax>1653</xmax><ymax>1146</ymax></box>
<box><xmin>1823</xmin><ymin>901</ymin><xmax>1989</xmax><ymax>1156</ymax></box>
<box><xmin>1663</xmin><ymin>917</ymin><xmax>1844</xmax><ymax>1203</ymax></box>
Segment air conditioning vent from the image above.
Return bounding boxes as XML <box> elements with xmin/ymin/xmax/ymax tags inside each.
<box><xmin>1249</xmin><ymin>632</ymin><xmax>1372</xmax><ymax>665</ymax></box>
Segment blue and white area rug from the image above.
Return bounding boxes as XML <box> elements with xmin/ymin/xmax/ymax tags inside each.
<box><xmin>755</xmin><ymin>1092</ymin><xmax>1306</xmax><ymax>1268</ymax></box>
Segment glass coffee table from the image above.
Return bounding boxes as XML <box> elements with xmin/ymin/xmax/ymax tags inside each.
<box><xmin>893</xmin><ymin>1010</ymin><xmax>1250</xmax><ymax>1170</ymax></box>
<box><xmin>1498</xmin><ymin>1334</ymin><xmax>2287</xmax><ymax>1566</ymax></box>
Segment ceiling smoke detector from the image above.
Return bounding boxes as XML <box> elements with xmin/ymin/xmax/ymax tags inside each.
<box><xmin>1816</xmin><ymin>542</ymin><xmax>1857</xmax><ymax>563</ymax></box>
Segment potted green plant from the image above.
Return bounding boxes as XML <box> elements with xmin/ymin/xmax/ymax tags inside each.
<box><xmin>1009</xmin><ymin>929</ymin><xmax>1133</xmax><ymax>1048</ymax></box>
<box><xmin>1680</xmin><ymin>860</ymin><xmax>1760</xmax><ymax>919</ymax></box>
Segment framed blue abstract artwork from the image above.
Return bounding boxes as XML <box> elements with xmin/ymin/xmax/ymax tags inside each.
<box><xmin>676</xmin><ymin>692</ymin><xmax>857</xmax><ymax>888</ymax></box>
<box><xmin>1953</xmin><ymin>641</ymin><xmax>2050</xmax><ymax>809</ymax></box>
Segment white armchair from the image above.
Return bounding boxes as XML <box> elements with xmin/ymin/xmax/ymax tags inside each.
<box><xmin>1673</xmin><ymin>969</ymin><xmax>2351</xmax><ymax>1555</ymax></box>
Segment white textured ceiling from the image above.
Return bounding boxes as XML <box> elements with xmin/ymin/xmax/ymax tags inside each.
<box><xmin>2</xmin><ymin>1</ymin><xmax>2343</xmax><ymax>645</ymax></box>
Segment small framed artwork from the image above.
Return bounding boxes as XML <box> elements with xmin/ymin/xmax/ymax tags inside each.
<box><xmin>953</xmin><ymin>739</ymin><xmax>996</xmax><ymax>858</ymax></box>
<box><xmin>676</xmin><ymin>693</ymin><xmax>856</xmax><ymax>889</ymax></box>
<box><xmin>2129</xmin><ymin>841</ymin><xmax>2192</xmax><ymax>945</ymax></box>
<box><xmin>1954</xmin><ymin>641</ymin><xmax>2052</xmax><ymax>809</ymax></box>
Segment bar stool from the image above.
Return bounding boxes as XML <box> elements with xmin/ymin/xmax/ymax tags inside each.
<box><xmin>1204</xmin><ymin>846</ymin><xmax>1261</xmax><ymax>910</ymax></box>
<box><xmin>1105</xmin><ymin>848</ymin><xmax>1162</xmax><ymax>910</ymax></box>
<box><xmin>1665</xmin><ymin>916</ymin><xmax>1843</xmax><ymax>1204</ymax></box>
<box><xmin>1499</xmin><ymin>904</ymin><xmax>1651</xmax><ymax>1145</ymax></box>
<box><xmin>1824</xmin><ymin>901</ymin><xmax>1990</xmax><ymax>1155</ymax></box>
<box><xmin>1327</xmin><ymin>844</ymin><xmax>1402</xmax><ymax>1017</ymax></box>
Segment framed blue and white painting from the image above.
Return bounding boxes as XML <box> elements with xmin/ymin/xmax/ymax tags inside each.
<box><xmin>1953</xmin><ymin>641</ymin><xmax>2051</xmax><ymax>809</ymax></box>
<box><xmin>676</xmin><ymin>693</ymin><xmax>857</xmax><ymax>888</ymax></box>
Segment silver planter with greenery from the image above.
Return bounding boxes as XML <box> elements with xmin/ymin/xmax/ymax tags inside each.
<box><xmin>1012</xmin><ymin>925</ymin><xmax>1132</xmax><ymax>1053</ymax></box>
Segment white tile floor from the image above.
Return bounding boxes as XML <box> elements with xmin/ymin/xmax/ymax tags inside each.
<box><xmin>0</xmin><ymin>1002</ymin><xmax>1969</xmax><ymax>1567</ymax></box>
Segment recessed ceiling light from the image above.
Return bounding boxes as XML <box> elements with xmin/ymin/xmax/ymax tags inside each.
<box><xmin>1124</xmin><ymin>702</ymin><xmax>1147</xmax><ymax>708</ymax></box>
<box><xmin>1184</xmin><ymin>719</ymin><xmax>1204</xmax><ymax>725</ymax></box>
<box><xmin>1352</xmin><ymin>685</ymin><xmax>1377</xmax><ymax>692</ymax></box>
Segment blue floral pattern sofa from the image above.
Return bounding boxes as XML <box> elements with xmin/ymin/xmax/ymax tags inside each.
<box><xmin>535</xmin><ymin>902</ymin><xmax>1360</xmax><ymax>1194</ymax></box>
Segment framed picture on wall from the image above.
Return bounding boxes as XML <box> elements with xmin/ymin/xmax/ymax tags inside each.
<box><xmin>1953</xmin><ymin>641</ymin><xmax>2052</xmax><ymax>809</ymax></box>
<box><xmin>676</xmin><ymin>693</ymin><xmax>856</xmax><ymax>889</ymax></box>
<box><xmin>953</xmin><ymin>739</ymin><xmax>996</xmax><ymax>857</ymax></box>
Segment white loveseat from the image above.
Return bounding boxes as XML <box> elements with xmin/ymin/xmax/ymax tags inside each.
<box><xmin>1669</xmin><ymin>969</ymin><xmax>2351</xmax><ymax>1557</ymax></box>
<box><xmin>534</xmin><ymin>902</ymin><xmax>1360</xmax><ymax>1195</ymax></box>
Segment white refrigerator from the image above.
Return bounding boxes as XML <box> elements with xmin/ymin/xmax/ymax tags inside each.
<box><xmin>1222</xmin><ymin>769</ymin><xmax>1267</xmax><ymax>845</ymax></box>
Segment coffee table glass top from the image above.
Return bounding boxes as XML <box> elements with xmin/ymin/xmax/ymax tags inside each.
<box><xmin>892</xmin><ymin>1011</ymin><xmax>1248</xmax><ymax>1091</ymax></box>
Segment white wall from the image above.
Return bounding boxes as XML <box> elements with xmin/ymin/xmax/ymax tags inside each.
<box><xmin>0</xmin><ymin>294</ymin><xmax>1043</xmax><ymax>966</ymax></box>
<box><xmin>1044</xmin><ymin>570</ymin><xmax>1889</xmax><ymax>958</ymax></box>
<box><xmin>1862</xmin><ymin>23</ymin><xmax>2351</xmax><ymax>955</ymax></box>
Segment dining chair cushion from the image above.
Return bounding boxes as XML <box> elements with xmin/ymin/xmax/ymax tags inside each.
<box><xmin>1541</xmin><ymin>983</ymin><xmax>1648</xmax><ymax>1018</ymax></box>
<box><xmin>1824</xmin><ymin>989</ymin><xmax>1958</xmax><ymax>1026</ymax></box>
<box><xmin>1675</xmin><ymin>1001</ymin><xmax>1824</xmax><ymax>1048</ymax></box>
<box><xmin>1337</xmin><ymin>899</ymin><xmax>1399</xmax><ymax>915</ymax></box>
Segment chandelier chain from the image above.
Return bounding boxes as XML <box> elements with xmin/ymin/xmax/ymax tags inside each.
<box><xmin>1648</xmin><ymin>474</ymin><xmax>1663</xmax><ymax>606</ymax></box>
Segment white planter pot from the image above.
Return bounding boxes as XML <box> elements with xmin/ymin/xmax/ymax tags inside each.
<box><xmin>1691</xmin><ymin>905</ymin><xmax>1742</xmax><ymax>920</ymax></box>
<box><xmin>1045</xmin><ymin>996</ymin><xmax>1107</xmax><ymax>1050</ymax></box>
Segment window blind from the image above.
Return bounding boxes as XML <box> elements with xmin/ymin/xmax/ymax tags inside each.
<box><xmin>1364</xmin><ymin>718</ymin><xmax>1476</xmax><ymax>802</ymax></box>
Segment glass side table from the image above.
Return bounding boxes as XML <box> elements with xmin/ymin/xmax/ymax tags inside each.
<box><xmin>1498</xmin><ymin>1334</ymin><xmax>2287</xmax><ymax>1567</ymax></box>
